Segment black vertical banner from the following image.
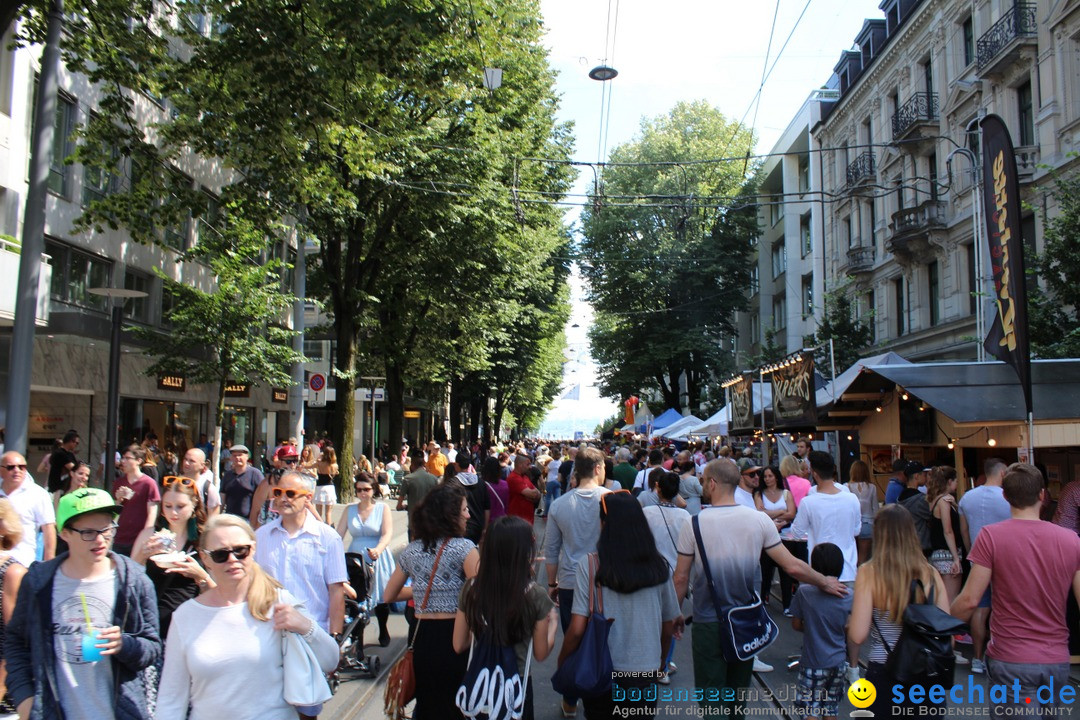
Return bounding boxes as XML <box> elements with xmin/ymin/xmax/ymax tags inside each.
<box><xmin>771</xmin><ymin>356</ymin><xmax>817</xmax><ymax>428</ymax></box>
<box><xmin>730</xmin><ymin>373</ymin><xmax>756</xmax><ymax>433</ymax></box>
<box><xmin>980</xmin><ymin>114</ymin><xmax>1032</xmax><ymax>415</ymax></box>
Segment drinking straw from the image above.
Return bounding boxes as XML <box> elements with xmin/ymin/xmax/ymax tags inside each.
<box><xmin>80</xmin><ymin>592</ymin><xmax>93</xmax><ymax>632</ymax></box>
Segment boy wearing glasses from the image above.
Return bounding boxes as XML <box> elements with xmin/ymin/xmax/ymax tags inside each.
<box><xmin>6</xmin><ymin>488</ymin><xmax>161</xmax><ymax>720</ymax></box>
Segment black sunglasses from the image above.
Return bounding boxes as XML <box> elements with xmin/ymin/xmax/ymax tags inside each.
<box><xmin>205</xmin><ymin>545</ymin><xmax>253</xmax><ymax>563</ymax></box>
<box><xmin>282</xmin><ymin>458</ymin><xmax>299</xmax><ymax>464</ymax></box>
<box><xmin>1</xmin><ymin>464</ymin><xmax>27</xmax><ymax>471</ymax></box>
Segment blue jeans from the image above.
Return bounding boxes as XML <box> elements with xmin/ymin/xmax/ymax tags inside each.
<box><xmin>987</xmin><ymin>658</ymin><xmax>1070</xmax><ymax>717</ymax></box>
<box><xmin>545</xmin><ymin>479</ymin><xmax>562</xmax><ymax>515</ymax></box>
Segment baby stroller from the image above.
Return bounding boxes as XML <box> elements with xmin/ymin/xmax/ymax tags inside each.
<box><xmin>329</xmin><ymin>552</ymin><xmax>382</xmax><ymax>692</ymax></box>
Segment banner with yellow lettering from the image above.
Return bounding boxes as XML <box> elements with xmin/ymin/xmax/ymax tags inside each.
<box><xmin>980</xmin><ymin>114</ymin><xmax>1032</xmax><ymax>415</ymax></box>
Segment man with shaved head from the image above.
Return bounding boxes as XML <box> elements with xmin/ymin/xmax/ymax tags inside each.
<box><xmin>181</xmin><ymin>447</ymin><xmax>221</xmax><ymax>517</ymax></box>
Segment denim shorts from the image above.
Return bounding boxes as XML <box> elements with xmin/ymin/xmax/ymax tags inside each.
<box><xmin>858</xmin><ymin>520</ymin><xmax>873</xmax><ymax>539</ymax></box>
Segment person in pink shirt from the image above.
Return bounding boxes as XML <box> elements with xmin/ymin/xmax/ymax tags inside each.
<box><xmin>952</xmin><ymin>463</ymin><xmax>1080</xmax><ymax>716</ymax></box>
<box><xmin>781</xmin><ymin>455</ymin><xmax>811</xmax><ymax>509</ymax></box>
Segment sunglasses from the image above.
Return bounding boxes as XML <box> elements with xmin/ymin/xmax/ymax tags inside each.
<box><xmin>204</xmin><ymin>545</ymin><xmax>253</xmax><ymax>563</ymax></box>
<box><xmin>1</xmin><ymin>464</ymin><xmax>27</xmax><ymax>471</ymax></box>
<box><xmin>69</xmin><ymin>523</ymin><xmax>119</xmax><ymax>542</ymax></box>
<box><xmin>162</xmin><ymin>475</ymin><xmax>195</xmax><ymax>488</ymax></box>
<box><xmin>282</xmin><ymin>457</ymin><xmax>299</xmax><ymax>464</ymax></box>
<box><xmin>270</xmin><ymin>487</ymin><xmax>312</xmax><ymax>500</ymax></box>
<box><xmin>599</xmin><ymin>489</ymin><xmax>631</xmax><ymax>515</ymax></box>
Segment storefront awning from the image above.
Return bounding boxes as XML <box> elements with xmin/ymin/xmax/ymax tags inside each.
<box><xmin>841</xmin><ymin>359</ymin><xmax>1080</xmax><ymax>424</ymax></box>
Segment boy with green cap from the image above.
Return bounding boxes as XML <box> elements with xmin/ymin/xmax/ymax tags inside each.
<box><xmin>5</xmin><ymin>488</ymin><xmax>161</xmax><ymax>720</ymax></box>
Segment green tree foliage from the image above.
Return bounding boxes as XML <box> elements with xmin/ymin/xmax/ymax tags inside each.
<box><xmin>804</xmin><ymin>281</ymin><xmax>873</xmax><ymax>373</ymax></box>
<box><xmin>580</xmin><ymin>101</ymin><xmax>757</xmax><ymax>414</ymax></box>
<box><xmin>1029</xmin><ymin>169</ymin><xmax>1080</xmax><ymax>358</ymax></box>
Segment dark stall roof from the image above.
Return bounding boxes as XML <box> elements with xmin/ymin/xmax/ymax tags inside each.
<box><xmin>839</xmin><ymin>360</ymin><xmax>1080</xmax><ymax>424</ymax></box>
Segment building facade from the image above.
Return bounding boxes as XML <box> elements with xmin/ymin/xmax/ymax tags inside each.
<box><xmin>813</xmin><ymin>0</ymin><xmax>1078</xmax><ymax>362</ymax></box>
<box><xmin>0</xmin><ymin>18</ymin><xmax>298</xmax><ymax>471</ymax></box>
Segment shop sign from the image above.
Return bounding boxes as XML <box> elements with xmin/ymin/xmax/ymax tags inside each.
<box><xmin>729</xmin><ymin>373</ymin><xmax>756</xmax><ymax>433</ymax></box>
<box><xmin>272</xmin><ymin>388</ymin><xmax>288</xmax><ymax>404</ymax></box>
<box><xmin>157</xmin><ymin>375</ymin><xmax>186</xmax><ymax>392</ymax></box>
<box><xmin>29</xmin><ymin>414</ymin><xmax>69</xmax><ymax>436</ymax></box>
<box><xmin>403</xmin><ymin>409</ymin><xmax>421</xmax><ymax>419</ymax></box>
<box><xmin>771</xmin><ymin>356</ymin><xmax>817</xmax><ymax>428</ymax></box>
<box><xmin>224</xmin><ymin>383</ymin><xmax>250</xmax><ymax>398</ymax></box>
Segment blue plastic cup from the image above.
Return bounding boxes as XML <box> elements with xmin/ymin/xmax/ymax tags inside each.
<box><xmin>81</xmin><ymin>630</ymin><xmax>103</xmax><ymax>662</ymax></box>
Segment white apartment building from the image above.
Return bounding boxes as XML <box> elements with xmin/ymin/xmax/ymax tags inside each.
<box><xmin>0</xmin><ymin>19</ymin><xmax>298</xmax><ymax>470</ymax></box>
<box><xmin>735</xmin><ymin>96</ymin><xmax>827</xmax><ymax>364</ymax></box>
<box><xmin>812</xmin><ymin>0</ymin><xmax>1078</xmax><ymax>362</ymax></box>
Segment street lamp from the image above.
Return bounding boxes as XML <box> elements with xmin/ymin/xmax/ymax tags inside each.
<box><xmin>88</xmin><ymin>287</ymin><xmax>147</xmax><ymax>492</ymax></box>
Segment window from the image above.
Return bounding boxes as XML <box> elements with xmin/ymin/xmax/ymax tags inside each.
<box><xmin>896</xmin><ymin>177</ymin><xmax>905</xmax><ymax>211</ymax></box>
<box><xmin>800</xmin><ymin>214</ymin><xmax>812</xmax><ymax>257</ymax></box>
<box><xmin>864</xmin><ymin>115</ymin><xmax>873</xmax><ymax>144</ymax></box>
<box><xmin>962</xmin><ymin>16</ymin><xmax>975</xmax><ymax>67</ymax></box>
<box><xmin>928</xmin><ymin>261</ymin><xmax>940</xmax><ymax>327</ymax></box>
<box><xmin>865</xmin><ymin>289</ymin><xmax>877</xmax><ymax>343</ymax></box>
<box><xmin>749</xmin><ymin>314</ymin><xmax>760</xmax><ymax>345</ymax></box>
<box><xmin>844</xmin><ymin>217</ymin><xmax>853</xmax><ymax>249</ymax></box>
<box><xmin>0</xmin><ymin>25</ymin><xmax>14</xmax><ymax>116</ymax></box>
<box><xmin>770</xmin><ymin>196</ymin><xmax>784</xmax><ymax>226</ymax></box>
<box><xmin>771</xmin><ymin>241</ymin><xmax>787</xmax><ymax>279</ymax></box>
<box><xmin>1018</xmin><ymin>81</ymin><xmax>1035</xmax><ymax>146</ymax></box>
<box><xmin>33</xmin><ymin>87</ymin><xmax>77</xmax><ymax>196</ymax></box>
<box><xmin>928</xmin><ymin>152</ymin><xmax>938</xmax><ymax>200</ymax></box>
<box><xmin>772</xmin><ymin>295</ymin><xmax>787</xmax><ymax>330</ymax></box>
<box><xmin>894</xmin><ymin>276</ymin><xmax>906</xmax><ymax>336</ymax></box>
<box><xmin>195</xmin><ymin>189</ymin><xmax>221</xmax><ymax>246</ymax></box>
<box><xmin>123</xmin><ymin>270</ymin><xmax>151</xmax><ymax>323</ymax></box>
<box><xmin>798</xmin><ymin>156</ymin><xmax>810</xmax><ymax>194</ymax></box>
<box><xmin>749</xmin><ymin>264</ymin><xmax>760</xmax><ymax>295</ymax></box>
<box><xmin>162</xmin><ymin>170</ymin><xmax>193</xmax><ymax>251</ymax></box>
<box><xmin>868</xmin><ymin>199</ymin><xmax>877</xmax><ymax>246</ymax></box>
<box><xmin>82</xmin><ymin>133</ymin><xmax>122</xmax><ymax>206</ymax></box>
<box><xmin>160</xmin><ymin>286</ymin><xmax>176</xmax><ymax>328</ymax></box>
<box><xmin>802</xmin><ymin>274</ymin><xmax>814</xmax><ymax>318</ymax></box>
<box><xmin>43</xmin><ymin>239</ymin><xmax>112</xmax><ymax>311</ymax></box>
<box><xmin>923</xmin><ymin>58</ymin><xmax>934</xmax><ymax>95</ymax></box>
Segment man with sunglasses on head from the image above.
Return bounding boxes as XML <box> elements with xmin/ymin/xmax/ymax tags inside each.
<box><xmin>0</xmin><ymin>450</ymin><xmax>56</xmax><ymax>566</ymax></box>
<box><xmin>180</xmin><ymin>447</ymin><xmax>221</xmax><ymax>517</ymax></box>
<box><xmin>6</xmin><ymin>488</ymin><xmax>161</xmax><ymax>720</ymax></box>
<box><xmin>254</xmin><ymin>471</ymin><xmax>346</xmax><ymax>720</ymax></box>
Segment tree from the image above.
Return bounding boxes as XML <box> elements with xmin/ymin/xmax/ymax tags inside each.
<box><xmin>580</xmin><ymin>101</ymin><xmax>758</xmax><ymax>414</ymax></box>
<box><xmin>135</xmin><ymin>211</ymin><xmax>302</xmax><ymax>479</ymax></box>
<box><xmin>804</xmin><ymin>281</ymin><xmax>873</xmax><ymax>373</ymax></box>
<box><xmin>1029</xmin><ymin>168</ymin><xmax>1080</xmax><ymax>358</ymax></box>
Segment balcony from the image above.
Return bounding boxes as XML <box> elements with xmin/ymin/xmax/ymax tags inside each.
<box><xmin>846</xmin><ymin>151</ymin><xmax>876</xmax><ymax>188</ymax></box>
<box><xmin>887</xmin><ymin>199</ymin><xmax>947</xmax><ymax>260</ymax></box>
<box><xmin>0</xmin><ymin>237</ymin><xmax>52</xmax><ymax>327</ymax></box>
<box><xmin>892</xmin><ymin>92</ymin><xmax>939</xmax><ymax>141</ymax></box>
<box><xmin>1015</xmin><ymin>145</ymin><xmax>1040</xmax><ymax>181</ymax></box>
<box><xmin>845</xmin><ymin>245</ymin><xmax>876</xmax><ymax>275</ymax></box>
<box><xmin>977</xmin><ymin>3</ymin><xmax>1037</xmax><ymax>77</ymax></box>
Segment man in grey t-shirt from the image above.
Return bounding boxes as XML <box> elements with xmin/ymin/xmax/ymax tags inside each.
<box><xmin>674</xmin><ymin>460</ymin><xmax>847</xmax><ymax>715</ymax></box>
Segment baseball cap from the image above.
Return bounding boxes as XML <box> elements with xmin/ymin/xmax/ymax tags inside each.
<box><xmin>737</xmin><ymin>458</ymin><xmax>762</xmax><ymax>474</ymax></box>
<box><xmin>276</xmin><ymin>445</ymin><xmax>299</xmax><ymax>459</ymax></box>
<box><xmin>903</xmin><ymin>460</ymin><xmax>924</xmax><ymax>478</ymax></box>
<box><xmin>230</xmin><ymin>444</ymin><xmax>250</xmax><ymax>455</ymax></box>
<box><xmin>56</xmin><ymin>488</ymin><xmax>122</xmax><ymax>531</ymax></box>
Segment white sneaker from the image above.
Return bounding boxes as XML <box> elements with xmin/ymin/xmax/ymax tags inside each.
<box><xmin>846</xmin><ymin>664</ymin><xmax>860</xmax><ymax>685</ymax></box>
<box><xmin>667</xmin><ymin>661</ymin><xmax>677</xmax><ymax>675</ymax></box>
<box><xmin>971</xmin><ymin>658</ymin><xmax>986</xmax><ymax>674</ymax></box>
<box><xmin>954</xmin><ymin>652</ymin><xmax>970</xmax><ymax>665</ymax></box>
<box><xmin>753</xmin><ymin>658</ymin><xmax>774</xmax><ymax>673</ymax></box>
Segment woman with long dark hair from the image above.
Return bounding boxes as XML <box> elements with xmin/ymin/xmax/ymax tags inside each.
<box><xmin>453</xmin><ymin>516</ymin><xmax>558</xmax><ymax>720</ymax></box>
<box><xmin>384</xmin><ymin>483</ymin><xmax>479</xmax><ymax>719</ymax></box>
<box><xmin>755</xmin><ymin>465</ymin><xmax>797</xmax><ymax>614</ymax></box>
<box><xmin>559</xmin><ymin>491</ymin><xmax>679</xmax><ymax>719</ymax></box>
<box><xmin>848</xmin><ymin>505</ymin><xmax>949</xmax><ymax>717</ymax></box>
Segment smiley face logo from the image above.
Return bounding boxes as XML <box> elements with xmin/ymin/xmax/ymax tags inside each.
<box><xmin>848</xmin><ymin>678</ymin><xmax>876</xmax><ymax>709</ymax></box>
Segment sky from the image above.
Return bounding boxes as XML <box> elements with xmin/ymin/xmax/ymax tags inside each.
<box><xmin>536</xmin><ymin>0</ymin><xmax>884</xmax><ymax>438</ymax></box>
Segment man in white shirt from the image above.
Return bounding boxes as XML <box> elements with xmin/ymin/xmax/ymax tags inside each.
<box><xmin>790</xmin><ymin>451</ymin><xmax>861</xmax><ymax>582</ymax></box>
<box><xmin>734</xmin><ymin>458</ymin><xmax>761</xmax><ymax>509</ymax></box>
<box><xmin>180</xmin><ymin>448</ymin><xmax>221</xmax><ymax>517</ymax></box>
<box><xmin>0</xmin><ymin>451</ymin><xmax>56</xmax><ymax>565</ymax></box>
<box><xmin>255</xmin><ymin>471</ymin><xmax>346</xmax><ymax>719</ymax></box>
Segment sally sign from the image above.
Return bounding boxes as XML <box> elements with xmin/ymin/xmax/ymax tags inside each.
<box><xmin>771</xmin><ymin>356</ymin><xmax>817</xmax><ymax>428</ymax></box>
<box><xmin>980</xmin><ymin>114</ymin><xmax>1032</xmax><ymax>414</ymax></box>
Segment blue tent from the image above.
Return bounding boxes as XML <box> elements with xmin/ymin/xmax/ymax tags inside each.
<box><xmin>651</xmin><ymin>408</ymin><xmax>684</xmax><ymax>430</ymax></box>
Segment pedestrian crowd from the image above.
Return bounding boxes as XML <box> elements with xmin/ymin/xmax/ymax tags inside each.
<box><xmin>0</xmin><ymin>433</ymin><xmax>1078</xmax><ymax>720</ymax></box>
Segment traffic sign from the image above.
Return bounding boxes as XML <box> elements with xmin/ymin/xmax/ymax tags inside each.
<box><xmin>358</xmin><ymin>388</ymin><xmax>385</xmax><ymax>402</ymax></box>
<box><xmin>309</xmin><ymin>373</ymin><xmax>326</xmax><ymax>392</ymax></box>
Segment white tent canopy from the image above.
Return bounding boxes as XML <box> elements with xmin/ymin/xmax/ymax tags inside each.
<box><xmin>652</xmin><ymin>414</ymin><xmax>704</xmax><ymax>441</ymax></box>
<box><xmin>688</xmin><ymin>407</ymin><xmax>728</xmax><ymax>437</ymax></box>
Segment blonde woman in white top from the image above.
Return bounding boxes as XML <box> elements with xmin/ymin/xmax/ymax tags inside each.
<box><xmin>156</xmin><ymin>515</ymin><xmax>337</xmax><ymax>720</ymax></box>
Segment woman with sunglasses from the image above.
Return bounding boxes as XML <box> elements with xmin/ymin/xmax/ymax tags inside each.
<box><xmin>384</xmin><ymin>484</ymin><xmax>479</xmax><ymax>720</ymax></box>
<box><xmin>156</xmin><ymin>514</ymin><xmax>338</xmax><ymax>720</ymax></box>
<box><xmin>132</xmin><ymin>476</ymin><xmax>214</xmax><ymax>636</ymax></box>
<box><xmin>559</xmin><ymin>490</ymin><xmax>679</xmax><ymax>719</ymax></box>
<box><xmin>336</xmin><ymin>472</ymin><xmax>395</xmax><ymax>646</ymax></box>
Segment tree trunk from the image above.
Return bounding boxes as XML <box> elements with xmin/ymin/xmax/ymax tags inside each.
<box><xmin>467</xmin><ymin>394</ymin><xmax>482</xmax><ymax>444</ymax></box>
<box><xmin>212</xmin><ymin>376</ymin><xmax>227</xmax><ymax>484</ymax></box>
<box><xmin>493</xmin><ymin>387</ymin><xmax>506</xmax><ymax>443</ymax></box>
<box><xmin>448</xmin><ymin>380</ymin><xmax>464</xmax><ymax>445</ymax></box>
<box><xmin>334</xmin><ymin>316</ymin><xmax>358</xmax><ymax>504</ymax></box>
<box><xmin>385</xmin><ymin>358</ymin><xmax>405</xmax><ymax>475</ymax></box>
<box><xmin>655</xmin><ymin>371</ymin><xmax>680</xmax><ymax>410</ymax></box>
<box><xmin>480</xmin><ymin>392</ymin><xmax>492</xmax><ymax>446</ymax></box>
